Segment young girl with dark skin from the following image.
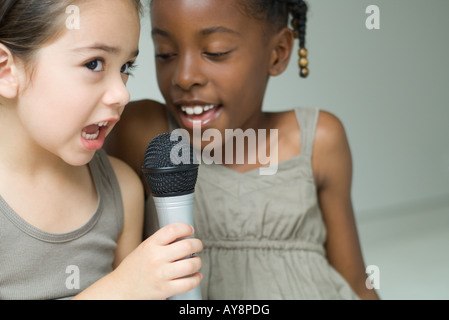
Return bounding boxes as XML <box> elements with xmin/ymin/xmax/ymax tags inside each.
<box><xmin>0</xmin><ymin>0</ymin><xmax>202</xmax><ymax>300</ymax></box>
<box><xmin>106</xmin><ymin>0</ymin><xmax>380</xmax><ymax>300</ymax></box>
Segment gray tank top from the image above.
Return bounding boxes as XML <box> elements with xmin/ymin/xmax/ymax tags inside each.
<box><xmin>0</xmin><ymin>149</ymin><xmax>124</xmax><ymax>300</ymax></box>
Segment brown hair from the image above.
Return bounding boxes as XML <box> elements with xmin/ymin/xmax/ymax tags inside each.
<box><xmin>0</xmin><ymin>0</ymin><xmax>142</xmax><ymax>62</ymax></box>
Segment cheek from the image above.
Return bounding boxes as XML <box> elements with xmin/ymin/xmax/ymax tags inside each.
<box><xmin>21</xmin><ymin>103</ymin><xmax>78</xmax><ymax>143</ymax></box>
<box><xmin>156</xmin><ymin>64</ymin><xmax>174</xmax><ymax>94</ymax></box>
<box><xmin>20</xmin><ymin>81</ymin><xmax>94</xmax><ymax>140</ymax></box>
<box><xmin>218</xmin><ymin>63</ymin><xmax>268</xmax><ymax>105</ymax></box>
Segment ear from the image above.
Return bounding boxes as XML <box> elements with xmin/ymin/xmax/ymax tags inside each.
<box><xmin>0</xmin><ymin>44</ymin><xmax>19</xmax><ymax>99</ymax></box>
<box><xmin>268</xmin><ymin>27</ymin><xmax>294</xmax><ymax>76</ymax></box>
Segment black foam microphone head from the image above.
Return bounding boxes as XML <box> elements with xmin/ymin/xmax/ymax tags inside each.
<box><xmin>142</xmin><ymin>132</ymin><xmax>199</xmax><ymax>197</ymax></box>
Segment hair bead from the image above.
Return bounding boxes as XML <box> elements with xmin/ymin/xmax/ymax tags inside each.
<box><xmin>298</xmin><ymin>47</ymin><xmax>308</xmax><ymax>58</ymax></box>
<box><xmin>300</xmin><ymin>67</ymin><xmax>309</xmax><ymax>78</ymax></box>
<box><xmin>299</xmin><ymin>57</ymin><xmax>308</xmax><ymax>68</ymax></box>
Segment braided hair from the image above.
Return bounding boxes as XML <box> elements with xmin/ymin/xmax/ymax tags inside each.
<box><xmin>237</xmin><ymin>0</ymin><xmax>309</xmax><ymax>78</ymax></box>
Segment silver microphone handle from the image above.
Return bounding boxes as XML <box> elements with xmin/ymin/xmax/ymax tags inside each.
<box><xmin>153</xmin><ymin>193</ymin><xmax>202</xmax><ymax>300</ymax></box>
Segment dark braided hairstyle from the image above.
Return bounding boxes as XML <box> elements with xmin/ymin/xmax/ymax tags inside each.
<box><xmin>237</xmin><ymin>0</ymin><xmax>309</xmax><ymax>78</ymax></box>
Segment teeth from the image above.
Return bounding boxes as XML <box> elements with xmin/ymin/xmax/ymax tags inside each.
<box><xmin>97</xmin><ymin>121</ymin><xmax>109</xmax><ymax>127</ymax></box>
<box><xmin>181</xmin><ymin>105</ymin><xmax>215</xmax><ymax>116</ymax></box>
<box><xmin>82</xmin><ymin>130</ymin><xmax>100</xmax><ymax>140</ymax></box>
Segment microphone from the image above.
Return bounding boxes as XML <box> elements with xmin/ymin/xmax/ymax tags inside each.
<box><xmin>142</xmin><ymin>132</ymin><xmax>202</xmax><ymax>300</ymax></box>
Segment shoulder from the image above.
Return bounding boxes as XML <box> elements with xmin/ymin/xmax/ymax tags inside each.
<box><xmin>107</xmin><ymin>155</ymin><xmax>143</xmax><ymax>195</ymax></box>
<box><xmin>314</xmin><ymin>110</ymin><xmax>350</xmax><ymax>156</ymax></box>
<box><xmin>105</xmin><ymin>99</ymin><xmax>169</xmax><ymax>174</ymax></box>
<box><xmin>125</xmin><ymin>99</ymin><xmax>167</xmax><ymax>117</ymax></box>
<box><xmin>120</xmin><ymin>99</ymin><xmax>169</xmax><ymax>134</ymax></box>
<box><xmin>315</xmin><ymin>110</ymin><xmax>348</xmax><ymax>144</ymax></box>
<box><xmin>313</xmin><ymin>110</ymin><xmax>352</xmax><ymax>187</ymax></box>
<box><xmin>107</xmin><ymin>98</ymin><xmax>168</xmax><ymax>147</ymax></box>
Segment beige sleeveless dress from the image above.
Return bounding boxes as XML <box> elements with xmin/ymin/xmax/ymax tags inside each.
<box><xmin>145</xmin><ymin>107</ymin><xmax>360</xmax><ymax>300</ymax></box>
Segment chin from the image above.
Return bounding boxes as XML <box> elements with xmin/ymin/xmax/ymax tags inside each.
<box><xmin>61</xmin><ymin>151</ymin><xmax>96</xmax><ymax>167</ymax></box>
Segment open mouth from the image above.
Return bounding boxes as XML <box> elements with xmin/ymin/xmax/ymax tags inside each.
<box><xmin>80</xmin><ymin>120</ymin><xmax>115</xmax><ymax>151</ymax></box>
<box><xmin>178</xmin><ymin>104</ymin><xmax>222</xmax><ymax>128</ymax></box>
<box><xmin>81</xmin><ymin>121</ymin><xmax>109</xmax><ymax>140</ymax></box>
<box><xmin>181</xmin><ymin>105</ymin><xmax>217</xmax><ymax>116</ymax></box>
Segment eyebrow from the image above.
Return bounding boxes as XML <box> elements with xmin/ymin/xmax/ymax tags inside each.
<box><xmin>74</xmin><ymin>44</ymin><xmax>139</xmax><ymax>59</ymax></box>
<box><xmin>200</xmin><ymin>26</ymin><xmax>240</xmax><ymax>36</ymax></box>
<box><xmin>151</xmin><ymin>28</ymin><xmax>169</xmax><ymax>37</ymax></box>
<box><xmin>152</xmin><ymin>26</ymin><xmax>240</xmax><ymax>38</ymax></box>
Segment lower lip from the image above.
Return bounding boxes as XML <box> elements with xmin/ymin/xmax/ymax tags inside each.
<box><xmin>178</xmin><ymin>105</ymin><xmax>223</xmax><ymax>130</ymax></box>
<box><xmin>80</xmin><ymin>127</ymin><xmax>108</xmax><ymax>151</ymax></box>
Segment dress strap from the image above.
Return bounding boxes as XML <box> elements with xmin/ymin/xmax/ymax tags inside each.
<box><xmin>294</xmin><ymin>107</ymin><xmax>319</xmax><ymax>157</ymax></box>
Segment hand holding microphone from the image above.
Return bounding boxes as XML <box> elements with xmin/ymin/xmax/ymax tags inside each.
<box><xmin>142</xmin><ymin>132</ymin><xmax>203</xmax><ymax>300</ymax></box>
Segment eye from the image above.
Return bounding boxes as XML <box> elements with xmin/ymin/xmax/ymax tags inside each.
<box><xmin>203</xmin><ymin>50</ymin><xmax>233</xmax><ymax>59</ymax></box>
<box><xmin>121</xmin><ymin>62</ymin><xmax>137</xmax><ymax>76</ymax></box>
<box><xmin>84</xmin><ymin>59</ymin><xmax>104</xmax><ymax>72</ymax></box>
<box><xmin>205</xmin><ymin>52</ymin><xmax>228</xmax><ymax>57</ymax></box>
<box><xmin>155</xmin><ymin>53</ymin><xmax>176</xmax><ymax>60</ymax></box>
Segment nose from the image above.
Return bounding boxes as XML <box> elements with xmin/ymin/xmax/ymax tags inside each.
<box><xmin>172</xmin><ymin>53</ymin><xmax>207</xmax><ymax>91</ymax></box>
<box><xmin>102</xmin><ymin>75</ymin><xmax>131</xmax><ymax>110</ymax></box>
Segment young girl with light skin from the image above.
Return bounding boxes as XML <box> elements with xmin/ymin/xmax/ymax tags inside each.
<box><xmin>0</xmin><ymin>0</ymin><xmax>202</xmax><ymax>300</ymax></box>
<box><xmin>106</xmin><ymin>0</ymin><xmax>380</xmax><ymax>300</ymax></box>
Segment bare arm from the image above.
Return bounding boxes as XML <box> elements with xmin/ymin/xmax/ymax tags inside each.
<box><xmin>108</xmin><ymin>156</ymin><xmax>145</xmax><ymax>268</ymax></box>
<box><xmin>313</xmin><ymin>111</ymin><xmax>380</xmax><ymax>300</ymax></box>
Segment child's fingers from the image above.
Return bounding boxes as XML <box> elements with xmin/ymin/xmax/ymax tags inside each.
<box><xmin>165</xmin><ymin>238</ymin><xmax>203</xmax><ymax>262</ymax></box>
<box><xmin>149</xmin><ymin>223</ymin><xmax>195</xmax><ymax>246</ymax></box>
<box><xmin>168</xmin><ymin>272</ymin><xmax>203</xmax><ymax>296</ymax></box>
<box><xmin>165</xmin><ymin>255</ymin><xmax>202</xmax><ymax>280</ymax></box>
